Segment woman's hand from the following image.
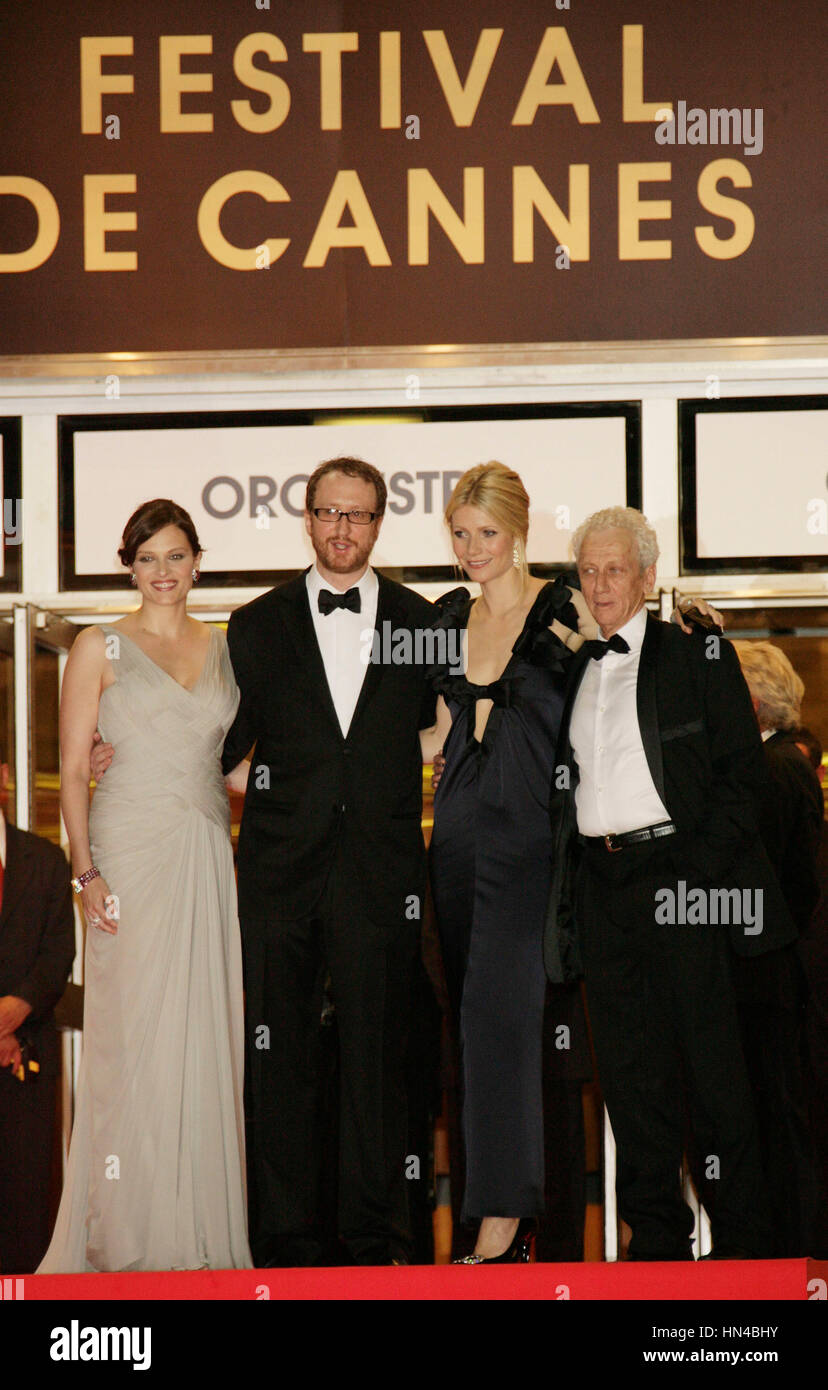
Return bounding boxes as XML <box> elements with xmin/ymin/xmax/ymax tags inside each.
<box><xmin>81</xmin><ymin>875</ymin><xmax>119</xmax><ymax>935</ymax></box>
<box><xmin>224</xmin><ymin>759</ymin><xmax>251</xmax><ymax>795</ymax></box>
<box><xmin>548</xmin><ymin>586</ymin><xmax>600</xmax><ymax>651</ymax></box>
<box><xmin>431</xmin><ymin>750</ymin><xmax>446</xmax><ymax>791</ymax></box>
<box><xmin>90</xmin><ymin>730</ymin><xmax>114</xmax><ymax>781</ymax></box>
<box><xmin>671</xmin><ymin>595</ymin><xmax>724</xmax><ymax>632</ymax></box>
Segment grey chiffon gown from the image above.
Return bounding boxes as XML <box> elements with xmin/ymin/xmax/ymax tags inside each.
<box><xmin>39</xmin><ymin>624</ymin><xmax>252</xmax><ymax>1271</ymax></box>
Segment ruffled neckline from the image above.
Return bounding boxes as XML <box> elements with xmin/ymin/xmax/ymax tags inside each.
<box><xmin>428</xmin><ymin>574</ymin><xmax>579</xmax><ymax>692</ymax></box>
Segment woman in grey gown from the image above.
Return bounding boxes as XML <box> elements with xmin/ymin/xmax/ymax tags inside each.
<box><xmin>39</xmin><ymin>499</ymin><xmax>251</xmax><ymax>1272</ymax></box>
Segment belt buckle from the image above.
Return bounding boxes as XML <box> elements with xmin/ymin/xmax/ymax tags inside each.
<box><xmin>604</xmin><ymin>834</ymin><xmax>622</xmax><ymax>853</ymax></box>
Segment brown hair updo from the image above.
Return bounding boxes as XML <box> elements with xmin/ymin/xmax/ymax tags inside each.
<box><xmin>117</xmin><ymin>499</ymin><xmax>203</xmax><ymax>568</ymax></box>
<box><xmin>444</xmin><ymin>461</ymin><xmax>530</xmax><ymax>578</ymax></box>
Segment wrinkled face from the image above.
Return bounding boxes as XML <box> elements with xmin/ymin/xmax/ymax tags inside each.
<box><xmin>131</xmin><ymin>525</ymin><xmax>198</xmax><ymax>604</ymax></box>
<box><xmin>449</xmin><ymin>504</ymin><xmax>514</xmax><ymax>583</ymax></box>
<box><xmin>304</xmin><ymin>470</ymin><xmax>382</xmax><ymax>584</ymax></box>
<box><xmin>577</xmin><ymin>528</ymin><xmax>656</xmax><ymax>636</ymax></box>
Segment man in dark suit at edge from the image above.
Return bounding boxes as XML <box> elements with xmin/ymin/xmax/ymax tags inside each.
<box><xmin>0</xmin><ymin>755</ymin><xmax>75</xmax><ymax>1272</ymax></box>
<box><xmin>222</xmin><ymin>457</ymin><xmax>436</xmax><ymax>1267</ymax></box>
<box><xmin>544</xmin><ymin>506</ymin><xmax>796</xmax><ymax>1261</ymax></box>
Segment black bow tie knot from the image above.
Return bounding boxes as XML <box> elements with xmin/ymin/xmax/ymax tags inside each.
<box><xmin>318</xmin><ymin>587</ymin><xmax>361</xmax><ymax>615</ymax></box>
<box><xmin>584</xmin><ymin>633</ymin><xmax>630</xmax><ymax>661</ymax></box>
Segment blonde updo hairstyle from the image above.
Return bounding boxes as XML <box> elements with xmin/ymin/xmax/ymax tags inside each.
<box><xmin>444</xmin><ymin>461</ymin><xmax>530</xmax><ymax>582</ymax></box>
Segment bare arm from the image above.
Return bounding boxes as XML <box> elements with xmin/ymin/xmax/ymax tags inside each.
<box><xmin>420</xmin><ymin>695</ymin><xmax>453</xmax><ymax>765</ymax></box>
<box><xmin>59</xmin><ymin>628</ymin><xmax>117</xmax><ymax>933</ymax></box>
<box><xmin>550</xmin><ymin>587</ymin><xmax>599</xmax><ymax>648</ymax></box>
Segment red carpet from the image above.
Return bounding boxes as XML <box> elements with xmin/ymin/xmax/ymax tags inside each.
<box><xmin>9</xmin><ymin>1259</ymin><xmax>828</xmax><ymax>1300</ymax></box>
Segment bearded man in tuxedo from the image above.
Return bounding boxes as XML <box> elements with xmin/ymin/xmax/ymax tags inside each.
<box><xmin>222</xmin><ymin>457</ymin><xmax>436</xmax><ymax>1267</ymax></box>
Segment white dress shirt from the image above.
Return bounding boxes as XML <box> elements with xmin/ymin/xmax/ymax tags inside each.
<box><xmin>570</xmin><ymin>605</ymin><xmax>671</xmax><ymax>836</ymax></box>
<box><xmin>306</xmin><ymin>564</ymin><xmax>379</xmax><ymax>737</ymax></box>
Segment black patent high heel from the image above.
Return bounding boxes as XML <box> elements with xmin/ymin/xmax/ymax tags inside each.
<box><xmin>453</xmin><ymin>1218</ymin><xmax>536</xmax><ymax>1265</ymax></box>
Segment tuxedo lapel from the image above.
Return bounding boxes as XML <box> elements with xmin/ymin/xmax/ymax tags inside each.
<box><xmin>348</xmin><ymin>573</ymin><xmax>400</xmax><ymax>737</ymax></box>
<box><xmin>278</xmin><ymin>572</ymin><xmax>343</xmax><ymax>740</ymax></box>
<box><xmin>636</xmin><ymin>613</ymin><xmax>667</xmax><ymax>805</ymax></box>
<box><xmin>559</xmin><ymin>645</ymin><xmax>593</xmax><ymax>764</ymax></box>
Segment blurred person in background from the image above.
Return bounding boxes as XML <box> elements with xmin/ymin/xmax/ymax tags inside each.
<box><xmin>731</xmin><ymin>640</ymin><xmax>822</xmax><ymax>1254</ymax></box>
<box><xmin>790</xmin><ymin>723</ymin><xmax>828</xmax><ymax>1254</ymax></box>
<box><xmin>0</xmin><ymin>755</ymin><xmax>75</xmax><ymax>1273</ymax></box>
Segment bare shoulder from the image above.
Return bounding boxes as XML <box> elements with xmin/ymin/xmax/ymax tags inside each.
<box><xmin>64</xmin><ymin>624</ymin><xmax>113</xmax><ymax>693</ymax></box>
<box><xmin>61</xmin><ymin>625</ymin><xmax>112</xmax><ymax>700</ymax></box>
<box><xmin>526</xmin><ymin>576</ymin><xmax>547</xmax><ymax>606</ymax></box>
<box><xmin>69</xmin><ymin>624</ymin><xmax>109</xmax><ymax>661</ymax></box>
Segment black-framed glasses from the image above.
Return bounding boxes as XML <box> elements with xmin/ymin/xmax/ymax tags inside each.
<box><xmin>312</xmin><ymin>507</ymin><xmax>381</xmax><ymax>525</ymax></box>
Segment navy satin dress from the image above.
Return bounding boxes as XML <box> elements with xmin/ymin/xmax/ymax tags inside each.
<box><xmin>428</xmin><ymin>580</ymin><xmax>575</xmax><ymax>1221</ymax></box>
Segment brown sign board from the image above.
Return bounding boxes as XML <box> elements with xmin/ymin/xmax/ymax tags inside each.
<box><xmin>0</xmin><ymin>0</ymin><xmax>824</xmax><ymax>356</ymax></box>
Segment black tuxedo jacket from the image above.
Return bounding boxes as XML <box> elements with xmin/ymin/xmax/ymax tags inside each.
<box><xmin>0</xmin><ymin>823</ymin><xmax>75</xmax><ymax>1076</ymax></box>
<box><xmin>222</xmin><ymin>571</ymin><xmax>437</xmax><ymax>924</ymax></box>
<box><xmin>544</xmin><ymin>614</ymin><xmax>797</xmax><ymax>983</ymax></box>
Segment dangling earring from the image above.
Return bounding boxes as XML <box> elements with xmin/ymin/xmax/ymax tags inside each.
<box><xmin>192</xmin><ymin>569</ymin><xmax>199</xmax><ymax>583</ymax></box>
<box><xmin>512</xmin><ymin>540</ymin><xmax>521</xmax><ymax>568</ymax></box>
<box><xmin>130</xmin><ymin>572</ymin><xmax>137</xmax><ymax>586</ymax></box>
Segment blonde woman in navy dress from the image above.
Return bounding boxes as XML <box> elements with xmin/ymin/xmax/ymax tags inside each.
<box><xmin>421</xmin><ymin>463</ymin><xmax>592</xmax><ymax>1263</ymax></box>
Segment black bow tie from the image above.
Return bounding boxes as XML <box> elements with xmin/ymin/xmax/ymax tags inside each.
<box><xmin>584</xmin><ymin>634</ymin><xmax>630</xmax><ymax>660</ymax></box>
<box><xmin>318</xmin><ymin>587</ymin><xmax>361</xmax><ymax>615</ymax></box>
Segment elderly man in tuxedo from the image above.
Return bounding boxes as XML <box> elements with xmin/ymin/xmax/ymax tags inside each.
<box><xmin>544</xmin><ymin>506</ymin><xmax>796</xmax><ymax>1261</ymax></box>
<box><xmin>221</xmin><ymin>456</ymin><xmax>436</xmax><ymax>1268</ymax></box>
<box><xmin>0</xmin><ymin>758</ymin><xmax>75</xmax><ymax>1272</ymax></box>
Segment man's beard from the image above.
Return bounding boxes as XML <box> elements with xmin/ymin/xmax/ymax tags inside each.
<box><xmin>311</xmin><ymin>529</ymin><xmax>376</xmax><ymax>576</ymax></box>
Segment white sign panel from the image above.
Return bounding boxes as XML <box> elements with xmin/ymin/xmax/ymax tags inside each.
<box><xmin>71</xmin><ymin>414</ymin><xmax>631</xmax><ymax>579</ymax></box>
<box><xmin>696</xmin><ymin>409</ymin><xmax>828</xmax><ymax>559</ymax></box>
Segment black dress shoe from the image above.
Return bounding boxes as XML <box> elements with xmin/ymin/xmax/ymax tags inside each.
<box><xmin>627</xmin><ymin>1246</ymin><xmax>695</xmax><ymax>1262</ymax></box>
<box><xmin>349</xmin><ymin>1244</ymin><xmax>410</xmax><ymax>1266</ymax></box>
<box><xmin>700</xmin><ymin>1248</ymin><xmax>757</xmax><ymax>1260</ymax></box>
<box><xmin>254</xmin><ymin>1235</ymin><xmax>324</xmax><ymax>1268</ymax></box>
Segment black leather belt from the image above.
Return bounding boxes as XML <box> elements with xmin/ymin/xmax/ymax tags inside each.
<box><xmin>584</xmin><ymin>820</ymin><xmax>677</xmax><ymax>853</ymax></box>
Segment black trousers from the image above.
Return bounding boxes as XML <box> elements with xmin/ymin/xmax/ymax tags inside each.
<box><xmin>241</xmin><ymin>859</ymin><xmax>419</xmax><ymax>1266</ymax></box>
<box><xmin>0</xmin><ymin>1066</ymin><xmax>57</xmax><ymax>1274</ymax></box>
<box><xmin>579</xmin><ymin>835</ymin><xmax>771</xmax><ymax>1259</ymax></box>
<box><xmin>732</xmin><ymin>949</ymin><xmax>817</xmax><ymax>1255</ymax></box>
